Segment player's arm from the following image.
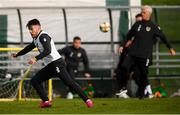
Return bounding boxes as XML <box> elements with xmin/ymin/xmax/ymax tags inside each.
<box><xmin>58</xmin><ymin>46</ymin><xmax>69</xmax><ymax>56</ymax></box>
<box><xmin>119</xmin><ymin>22</ymin><xmax>137</xmax><ymax>53</ymax></box>
<box><xmin>118</xmin><ymin>39</ymin><xmax>133</xmax><ymax>53</ymax></box>
<box><xmin>12</xmin><ymin>42</ymin><xmax>36</xmax><ymax>58</ymax></box>
<box><xmin>35</xmin><ymin>34</ymin><xmax>52</xmax><ymax>61</ymax></box>
<box><xmin>82</xmin><ymin>49</ymin><xmax>91</xmax><ymax>78</ymax></box>
<box><xmin>125</xmin><ymin>40</ymin><xmax>133</xmax><ymax>47</ymax></box>
<box><xmin>154</xmin><ymin>26</ymin><xmax>176</xmax><ymax>56</ymax></box>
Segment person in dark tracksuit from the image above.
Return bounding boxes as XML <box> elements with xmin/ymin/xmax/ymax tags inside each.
<box><xmin>11</xmin><ymin>19</ymin><xmax>93</xmax><ymax>108</ymax></box>
<box><xmin>58</xmin><ymin>36</ymin><xmax>91</xmax><ymax>99</ymax></box>
<box><xmin>115</xmin><ymin>13</ymin><xmax>143</xmax><ymax>98</ymax></box>
<box><xmin>114</xmin><ymin>40</ymin><xmax>131</xmax><ymax>98</ymax></box>
<box><xmin>118</xmin><ymin>5</ymin><xmax>176</xmax><ymax>99</ymax></box>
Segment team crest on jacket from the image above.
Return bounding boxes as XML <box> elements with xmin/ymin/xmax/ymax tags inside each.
<box><xmin>146</xmin><ymin>26</ymin><xmax>151</xmax><ymax>32</ymax></box>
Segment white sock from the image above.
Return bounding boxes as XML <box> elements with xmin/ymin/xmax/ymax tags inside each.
<box><xmin>146</xmin><ymin>85</ymin><xmax>152</xmax><ymax>95</ymax></box>
<box><xmin>144</xmin><ymin>88</ymin><xmax>148</xmax><ymax>95</ymax></box>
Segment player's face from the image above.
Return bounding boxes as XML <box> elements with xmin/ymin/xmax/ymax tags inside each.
<box><xmin>73</xmin><ymin>39</ymin><xmax>81</xmax><ymax>49</ymax></box>
<box><xmin>28</xmin><ymin>25</ymin><xmax>41</xmax><ymax>38</ymax></box>
<box><xmin>141</xmin><ymin>8</ymin><xmax>151</xmax><ymax>21</ymax></box>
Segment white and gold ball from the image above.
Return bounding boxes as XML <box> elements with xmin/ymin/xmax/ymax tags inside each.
<box><xmin>99</xmin><ymin>22</ymin><xmax>110</xmax><ymax>32</ymax></box>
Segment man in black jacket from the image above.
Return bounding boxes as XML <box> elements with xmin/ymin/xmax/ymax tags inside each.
<box><xmin>115</xmin><ymin>13</ymin><xmax>143</xmax><ymax>98</ymax></box>
<box><xmin>11</xmin><ymin>19</ymin><xmax>93</xmax><ymax>108</ymax></box>
<box><xmin>58</xmin><ymin>36</ymin><xmax>91</xmax><ymax>99</ymax></box>
<box><xmin>118</xmin><ymin>5</ymin><xmax>176</xmax><ymax>99</ymax></box>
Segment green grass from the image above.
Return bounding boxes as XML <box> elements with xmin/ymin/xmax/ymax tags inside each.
<box><xmin>0</xmin><ymin>98</ymin><xmax>180</xmax><ymax>114</ymax></box>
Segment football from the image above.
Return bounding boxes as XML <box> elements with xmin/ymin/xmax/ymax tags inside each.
<box><xmin>99</xmin><ymin>22</ymin><xmax>110</xmax><ymax>32</ymax></box>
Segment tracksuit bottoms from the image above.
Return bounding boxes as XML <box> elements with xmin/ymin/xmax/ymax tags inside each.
<box><xmin>30</xmin><ymin>58</ymin><xmax>88</xmax><ymax>102</ymax></box>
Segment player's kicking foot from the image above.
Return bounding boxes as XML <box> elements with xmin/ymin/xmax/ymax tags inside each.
<box><xmin>40</xmin><ymin>101</ymin><xmax>52</xmax><ymax>108</ymax></box>
<box><xmin>86</xmin><ymin>99</ymin><xmax>93</xmax><ymax>108</ymax></box>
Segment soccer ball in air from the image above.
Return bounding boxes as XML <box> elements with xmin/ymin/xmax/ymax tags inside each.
<box><xmin>99</xmin><ymin>22</ymin><xmax>110</xmax><ymax>32</ymax></box>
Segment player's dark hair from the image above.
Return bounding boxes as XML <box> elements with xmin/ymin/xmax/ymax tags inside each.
<box><xmin>135</xmin><ymin>13</ymin><xmax>142</xmax><ymax>18</ymax></box>
<box><xmin>26</xmin><ymin>19</ymin><xmax>41</xmax><ymax>29</ymax></box>
<box><xmin>73</xmin><ymin>36</ymin><xmax>81</xmax><ymax>41</ymax></box>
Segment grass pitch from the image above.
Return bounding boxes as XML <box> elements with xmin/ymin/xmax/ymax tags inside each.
<box><xmin>0</xmin><ymin>97</ymin><xmax>179</xmax><ymax>114</ymax></box>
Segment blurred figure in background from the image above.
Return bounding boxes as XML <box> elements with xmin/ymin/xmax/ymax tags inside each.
<box><xmin>58</xmin><ymin>36</ymin><xmax>91</xmax><ymax>99</ymax></box>
<box><xmin>114</xmin><ymin>13</ymin><xmax>143</xmax><ymax>98</ymax></box>
<box><xmin>151</xmin><ymin>80</ymin><xmax>167</xmax><ymax>98</ymax></box>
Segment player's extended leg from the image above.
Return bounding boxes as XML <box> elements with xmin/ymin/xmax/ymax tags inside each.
<box><xmin>116</xmin><ymin>55</ymin><xmax>134</xmax><ymax>98</ymax></box>
<box><xmin>58</xmin><ymin>67</ymin><xmax>93</xmax><ymax>107</ymax></box>
<box><xmin>66</xmin><ymin>66</ymin><xmax>76</xmax><ymax>99</ymax></box>
<box><xmin>30</xmin><ymin>66</ymin><xmax>52</xmax><ymax>108</ymax></box>
<box><xmin>135</xmin><ymin>58</ymin><xmax>149</xmax><ymax>99</ymax></box>
<box><xmin>55</xmin><ymin>59</ymin><xmax>93</xmax><ymax>108</ymax></box>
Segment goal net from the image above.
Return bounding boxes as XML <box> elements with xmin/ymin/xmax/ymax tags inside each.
<box><xmin>0</xmin><ymin>48</ymin><xmax>52</xmax><ymax>101</ymax></box>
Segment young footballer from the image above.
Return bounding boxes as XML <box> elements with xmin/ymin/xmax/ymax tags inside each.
<box><xmin>11</xmin><ymin>19</ymin><xmax>93</xmax><ymax>108</ymax></box>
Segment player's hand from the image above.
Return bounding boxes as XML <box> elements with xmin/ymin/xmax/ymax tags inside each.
<box><xmin>84</xmin><ymin>73</ymin><xmax>91</xmax><ymax>78</ymax></box>
<box><xmin>170</xmin><ymin>48</ymin><xmax>176</xmax><ymax>56</ymax></box>
<box><xmin>11</xmin><ymin>53</ymin><xmax>17</xmax><ymax>58</ymax></box>
<box><xmin>118</xmin><ymin>47</ymin><xmax>124</xmax><ymax>54</ymax></box>
<box><xmin>28</xmin><ymin>57</ymin><xmax>37</xmax><ymax>65</ymax></box>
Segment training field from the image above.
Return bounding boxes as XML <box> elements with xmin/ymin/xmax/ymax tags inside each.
<box><xmin>0</xmin><ymin>98</ymin><xmax>179</xmax><ymax>114</ymax></box>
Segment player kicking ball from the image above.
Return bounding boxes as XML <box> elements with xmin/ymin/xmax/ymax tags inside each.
<box><xmin>11</xmin><ymin>19</ymin><xmax>93</xmax><ymax>108</ymax></box>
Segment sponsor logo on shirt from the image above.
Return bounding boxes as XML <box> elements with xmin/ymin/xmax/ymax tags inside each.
<box><xmin>137</xmin><ymin>25</ymin><xmax>142</xmax><ymax>31</ymax></box>
<box><xmin>56</xmin><ymin>67</ymin><xmax>60</xmax><ymax>73</ymax></box>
